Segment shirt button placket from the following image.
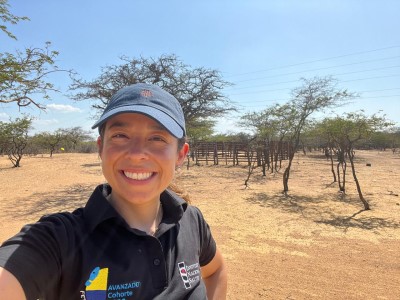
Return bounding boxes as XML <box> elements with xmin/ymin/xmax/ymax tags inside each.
<box><xmin>153</xmin><ymin>258</ymin><xmax>161</xmax><ymax>266</ymax></box>
<box><xmin>146</xmin><ymin>237</ymin><xmax>167</xmax><ymax>288</ymax></box>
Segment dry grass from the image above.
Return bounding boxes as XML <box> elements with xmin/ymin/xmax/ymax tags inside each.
<box><xmin>1</xmin><ymin>150</ymin><xmax>400</xmax><ymax>299</ymax></box>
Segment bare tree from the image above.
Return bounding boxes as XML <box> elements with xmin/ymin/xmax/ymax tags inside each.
<box><xmin>0</xmin><ymin>43</ymin><xmax>66</xmax><ymax>109</ymax></box>
<box><xmin>0</xmin><ymin>116</ymin><xmax>32</xmax><ymax>167</ymax></box>
<box><xmin>318</xmin><ymin>112</ymin><xmax>392</xmax><ymax>210</ymax></box>
<box><xmin>0</xmin><ymin>1</ymin><xmax>71</xmax><ymax>109</ymax></box>
<box><xmin>70</xmin><ymin>54</ymin><xmax>235</xmax><ymax>134</ymax></box>
<box><xmin>240</xmin><ymin>103</ymin><xmax>293</xmax><ymax>174</ymax></box>
<box><xmin>33</xmin><ymin>130</ymin><xmax>66</xmax><ymax>157</ymax></box>
<box><xmin>282</xmin><ymin>76</ymin><xmax>355</xmax><ymax>195</ymax></box>
<box><xmin>0</xmin><ymin>0</ymin><xmax>29</xmax><ymax>40</ymax></box>
<box><xmin>60</xmin><ymin>127</ymin><xmax>92</xmax><ymax>151</ymax></box>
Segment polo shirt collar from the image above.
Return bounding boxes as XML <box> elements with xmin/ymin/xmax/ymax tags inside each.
<box><xmin>84</xmin><ymin>184</ymin><xmax>188</xmax><ymax>233</ymax></box>
<box><xmin>84</xmin><ymin>184</ymin><xmax>120</xmax><ymax>232</ymax></box>
<box><xmin>160</xmin><ymin>189</ymin><xmax>188</xmax><ymax>222</ymax></box>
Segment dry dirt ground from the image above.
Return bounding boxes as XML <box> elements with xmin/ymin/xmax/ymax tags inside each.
<box><xmin>1</xmin><ymin>150</ymin><xmax>399</xmax><ymax>299</ymax></box>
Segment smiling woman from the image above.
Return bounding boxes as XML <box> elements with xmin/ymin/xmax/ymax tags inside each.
<box><xmin>0</xmin><ymin>83</ymin><xmax>227</xmax><ymax>300</ymax></box>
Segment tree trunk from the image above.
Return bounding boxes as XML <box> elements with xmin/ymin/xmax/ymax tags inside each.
<box><xmin>337</xmin><ymin>162</ymin><xmax>343</xmax><ymax>192</ymax></box>
<box><xmin>336</xmin><ymin>149</ymin><xmax>346</xmax><ymax>193</ymax></box>
<box><xmin>9</xmin><ymin>154</ymin><xmax>21</xmax><ymax>167</ymax></box>
<box><xmin>337</xmin><ymin>161</ymin><xmax>347</xmax><ymax>192</ymax></box>
<box><xmin>283</xmin><ymin>152</ymin><xmax>294</xmax><ymax>194</ymax></box>
<box><xmin>270</xmin><ymin>148</ymin><xmax>274</xmax><ymax>173</ymax></box>
<box><xmin>347</xmin><ymin>149</ymin><xmax>370</xmax><ymax>210</ymax></box>
<box><xmin>274</xmin><ymin>153</ymin><xmax>279</xmax><ymax>172</ymax></box>
<box><xmin>244</xmin><ymin>159</ymin><xmax>257</xmax><ymax>188</ymax></box>
<box><xmin>15</xmin><ymin>156</ymin><xmax>21</xmax><ymax>167</ymax></box>
<box><xmin>329</xmin><ymin>151</ymin><xmax>337</xmax><ymax>182</ymax></box>
<box><xmin>262</xmin><ymin>148</ymin><xmax>268</xmax><ymax>176</ymax></box>
<box><xmin>265</xmin><ymin>148</ymin><xmax>270</xmax><ymax>172</ymax></box>
<box><xmin>342</xmin><ymin>161</ymin><xmax>346</xmax><ymax>192</ymax></box>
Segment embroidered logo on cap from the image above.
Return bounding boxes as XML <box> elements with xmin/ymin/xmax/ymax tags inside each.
<box><xmin>140</xmin><ymin>89</ymin><xmax>152</xmax><ymax>98</ymax></box>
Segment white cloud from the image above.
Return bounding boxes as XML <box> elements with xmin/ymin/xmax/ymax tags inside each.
<box><xmin>46</xmin><ymin>104</ymin><xmax>82</xmax><ymax>113</ymax></box>
<box><xmin>0</xmin><ymin>112</ymin><xmax>9</xmax><ymax>122</ymax></box>
<box><xmin>29</xmin><ymin>118</ymin><xmax>61</xmax><ymax>134</ymax></box>
<box><xmin>33</xmin><ymin>119</ymin><xmax>60</xmax><ymax>126</ymax></box>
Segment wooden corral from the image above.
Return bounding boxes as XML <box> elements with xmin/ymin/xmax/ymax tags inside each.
<box><xmin>190</xmin><ymin>141</ymin><xmax>293</xmax><ymax>167</ymax></box>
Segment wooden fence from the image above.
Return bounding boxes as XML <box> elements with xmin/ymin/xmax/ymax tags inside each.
<box><xmin>190</xmin><ymin>141</ymin><xmax>292</xmax><ymax>166</ymax></box>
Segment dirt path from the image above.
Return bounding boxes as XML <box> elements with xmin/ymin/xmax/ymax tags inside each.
<box><xmin>1</xmin><ymin>150</ymin><xmax>400</xmax><ymax>299</ymax></box>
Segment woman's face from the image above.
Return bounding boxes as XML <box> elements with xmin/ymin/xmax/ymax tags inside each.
<box><xmin>98</xmin><ymin>113</ymin><xmax>188</xmax><ymax>207</ymax></box>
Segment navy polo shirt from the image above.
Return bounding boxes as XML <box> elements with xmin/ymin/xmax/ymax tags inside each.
<box><xmin>0</xmin><ymin>184</ymin><xmax>216</xmax><ymax>300</ymax></box>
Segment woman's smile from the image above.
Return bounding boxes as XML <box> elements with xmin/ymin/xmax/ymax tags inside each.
<box><xmin>123</xmin><ymin>171</ymin><xmax>154</xmax><ymax>181</ymax></box>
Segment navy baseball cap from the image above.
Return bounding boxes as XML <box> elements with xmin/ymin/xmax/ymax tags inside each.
<box><xmin>92</xmin><ymin>83</ymin><xmax>186</xmax><ymax>138</ymax></box>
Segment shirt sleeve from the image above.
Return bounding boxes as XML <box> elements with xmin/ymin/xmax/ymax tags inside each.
<box><xmin>0</xmin><ymin>214</ymin><xmax>68</xmax><ymax>300</ymax></box>
<box><xmin>191</xmin><ymin>206</ymin><xmax>217</xmax><ymax>267</ymax></box>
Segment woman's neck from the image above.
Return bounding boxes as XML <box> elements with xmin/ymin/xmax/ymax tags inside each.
<box><xmin>108</xmin><ymin>194</ymin><xmax>163</xmax><ymax>235</ymax></box>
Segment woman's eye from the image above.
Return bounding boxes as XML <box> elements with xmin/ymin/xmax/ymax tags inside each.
<box><xmin>112</xmin><ymin>134</ymin><xmax>127</xmax><ymax>139</ymax></box>
<box><xmin>150</xmin><ymin>136</ymin><xmax>166</xmax><ymax>142</ymax></box>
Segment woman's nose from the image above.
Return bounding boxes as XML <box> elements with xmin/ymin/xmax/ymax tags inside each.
<box><xmin>127</xmin><ymin>139</ymin><xmax>148</xmax><ymax>159</ymax></box>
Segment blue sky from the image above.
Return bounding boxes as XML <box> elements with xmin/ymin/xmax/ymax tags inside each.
<box><xmin>2</xmin><ymin>0</ymin><xmax>400</xmax><ymax>137</ymax></box>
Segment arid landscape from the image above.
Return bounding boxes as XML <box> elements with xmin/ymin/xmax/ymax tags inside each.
<box><xmin>1</xmin><ymin>150</ymin><xmax>399</xmax><ymax>299</ymax></box>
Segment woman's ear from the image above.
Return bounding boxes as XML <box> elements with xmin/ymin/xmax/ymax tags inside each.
<box><xmin>97</xmin><ymin>136</ymin><xmax>103</xmax><ymax>157</ymax></box>
<box><xmin>176</xmin><ymin>142</ymin><xmax>189</xmax><ymax>167</ymax></box>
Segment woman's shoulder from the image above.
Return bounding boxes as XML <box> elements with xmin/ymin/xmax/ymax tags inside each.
<box><xmin>14</xmin><ymin>208</ymin><xmax>88</xmax><ymax>243</ymax></box>
<box><xmin>38</xmin><ymin>207</ymin><xmax>86</xmax><ymax>227</ymax></box>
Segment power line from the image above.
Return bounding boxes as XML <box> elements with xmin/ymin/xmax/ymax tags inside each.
<box><xmin>236</xmin><ymin>94</ymin><xmax>400</xmax><ymax>109</ymax></box>
<box><xmin>231</xmin><ymin>87</ymin><xmax>400</xmax><ymax>108</ymax></box>
<box><xmin>227</xmin><ymin>73</ymin><xmax>400</xmax><ymax>96</ymax></box>
<box><xmin>358</xmin><ymin>87</ymin><xmax>400</xmax><ymax>93</ymax></box>
<box><xmin>226</xmin><ymin>58</ymin><xmax>400</xmax><ymax>89</ymax></box>
<box><xmin>223</xmin><ymin>46</ymin><xmax>400</xmax><ymax>78</ymax></box>
<box><xmin>341</xmin><ymin>74</ymin><xmax>400</xmax><ymax>83</ymax></box>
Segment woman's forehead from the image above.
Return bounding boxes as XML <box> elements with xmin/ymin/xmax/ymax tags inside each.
<box><xmin>106</xmin><ymin>113</ymin><xmax>167</xmax><ymax>131</ymax></box>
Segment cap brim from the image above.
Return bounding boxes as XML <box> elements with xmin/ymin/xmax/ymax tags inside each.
<box><xmin>92</xmin><ymin>105</ymin><xmax>184</xmax><ymax>138</ymax></box>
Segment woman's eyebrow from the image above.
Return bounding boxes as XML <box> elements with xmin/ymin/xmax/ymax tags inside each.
<box><xmin>151</xmin><ymin>124</ymin><xmax>168</xmax><ymax>131</ymax></box>
<box><xmin>107</xmin><ymin>120</ymin><xmax>128</xmax><ymax>130</ymax></box>
<box><xmin>107</xmin><ymin>120</ymin><xmax>168</xmax><ymax>132</ymax></box>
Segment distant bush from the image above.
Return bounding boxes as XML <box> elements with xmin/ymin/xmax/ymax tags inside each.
<box><xmin>76</xmin><ymin>141</ymin><xmax>97</xmax><ymax>153</ymax></box>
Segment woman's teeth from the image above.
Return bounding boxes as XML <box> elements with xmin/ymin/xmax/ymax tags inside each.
<box><xmin>124</xmin><ymin>172</ymin><xmax>153</xmax><ymax>180</ymax></box>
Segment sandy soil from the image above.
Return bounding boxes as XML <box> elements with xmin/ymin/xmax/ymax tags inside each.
<box><xmin>1</xmin><ymin>150</ymin><xmax>399</xmax><ymax>299</ymax></box>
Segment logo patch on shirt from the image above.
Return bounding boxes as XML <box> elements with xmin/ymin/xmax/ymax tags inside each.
<box><xmin>81</xmin><ymin>266</ymin><xmax>141</xmax><ymax>300</ymax></box>
<box><xmin>85</xmin><ymin>267</ymin><xmax>108</xmax><ymax>300</ymax></box>
<box><xmin>177</xmin><ymin>261</ymin><xmax>201</xmax><ymax>289</ymax></box>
